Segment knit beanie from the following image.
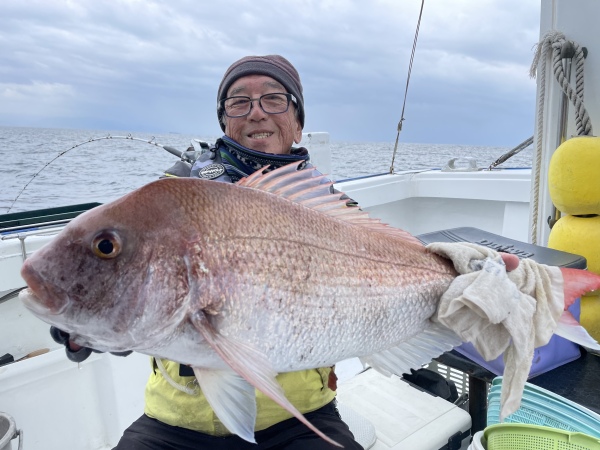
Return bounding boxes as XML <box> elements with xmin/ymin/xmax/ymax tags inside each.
<box><xmin>217</xmin><ymin>55</ymin><xmax>304</xmax><ymax>131</ymax></box>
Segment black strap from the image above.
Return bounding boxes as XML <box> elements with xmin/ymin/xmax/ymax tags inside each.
<box><xmin>439</xmin><ymin>429</ymin><xmax>471</xmax><ymax>450</ymax></box>
<box><xmin>179</xmin><ymin>364</ymin><xmax>195</xmax><ymax>377</ymax></box>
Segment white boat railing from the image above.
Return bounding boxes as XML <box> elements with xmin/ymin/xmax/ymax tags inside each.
<box><xmin>0</xmin><ymin>227</ymin><xmax>66</xmax><ymax>294</ymax></box>
<box><xmin>1</xmin><ymin>225</ymin><xmax>66</xmax><ymax>257</ymax></box>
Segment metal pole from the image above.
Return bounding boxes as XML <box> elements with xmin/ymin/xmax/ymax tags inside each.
<box><xmin>469</xmin><ymin>376</ymin><xmax>488</xmax><ymax>435</ymax></box>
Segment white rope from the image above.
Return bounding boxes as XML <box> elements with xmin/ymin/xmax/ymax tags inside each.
<box><xmin>529</xmin><ymin>32</ymin><xmax>558</xmax><ymax>244</ymax></box>
<box><xmin>528</xmin><ymin>31</ymin><xmax>592</xmax><ymax>244</ymax></box>
<box><xmin>155</xmin><ymin>357</ymin><xmax>198</xmax><ymax>395</ymax></box>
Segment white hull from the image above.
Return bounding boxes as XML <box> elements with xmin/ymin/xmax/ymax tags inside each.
<box><xmin>338</xmin><ymin>168</ymin><xmax>531</xmax><ymax>242</ymax></box>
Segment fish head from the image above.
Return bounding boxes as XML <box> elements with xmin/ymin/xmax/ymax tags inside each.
<box><xmin>19</xmin><ymin>179</ymin><xmax>199</xmax><ymax>352</ymax></box>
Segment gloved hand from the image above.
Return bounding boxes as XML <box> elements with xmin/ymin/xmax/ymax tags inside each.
<box><xmin>50</xmin><ymin>326</ymin><xmax>132</xmax><ymax>362</ymax></box>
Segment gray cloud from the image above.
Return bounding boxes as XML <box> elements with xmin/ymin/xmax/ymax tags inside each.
<box><xmin>0</xmin><ymin>0</ymin><xmax>540</xmax><ymax>145</ymax></box>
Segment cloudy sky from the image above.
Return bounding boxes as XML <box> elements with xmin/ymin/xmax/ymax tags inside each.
<box><xmin>1</xmin><ymin>0</ymin><xmax>541</xmax><ymax>145</ymax></box>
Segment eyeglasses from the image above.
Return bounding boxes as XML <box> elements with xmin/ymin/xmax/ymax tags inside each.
<box><xmin>220</xmin><ymin>93</ymin><xmax>297</xmax><ymax>118</ymax></box>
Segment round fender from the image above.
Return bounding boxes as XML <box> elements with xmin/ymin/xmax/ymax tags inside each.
<box><xmin>548</xmin><ymin>214</ymin><xmax>600</xmax><ymax>275</ymax></box>
<box><xmin>548</xmin><ymin>136</ymin><xmax>600</xmax><ymax>215</ymax></box>
<box><xmin>581</xmin><ymin>294</ymin><xmax>600</xmax><ymax>341</ymax></box>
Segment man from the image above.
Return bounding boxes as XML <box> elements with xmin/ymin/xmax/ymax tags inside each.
<box><xmin>119</xmin><ymin>54</ymin><xmax>363</xmax><ymax>450</ymax></box>
<box><xmin>54</xmin><ymin>55</ymin><xmax>364</xmax><ymax>450</ymax></box>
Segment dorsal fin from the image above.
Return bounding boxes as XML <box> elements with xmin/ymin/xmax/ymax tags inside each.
<box><xmin>236</xmin><ymin>162</ymin><xmax>422</xmax><ymax>245</ymax></box>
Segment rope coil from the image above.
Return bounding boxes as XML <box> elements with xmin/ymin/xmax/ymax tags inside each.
<box><xmin>528</xmin><ymin>31</ymin><xmax>592</xmax><ymax>244</ymax></box>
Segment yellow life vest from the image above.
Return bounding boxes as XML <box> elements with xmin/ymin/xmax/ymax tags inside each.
<box><xmin>144</xmin><ymin>358</ymin><xmax>336</xmax><ymax>435</ymax></box>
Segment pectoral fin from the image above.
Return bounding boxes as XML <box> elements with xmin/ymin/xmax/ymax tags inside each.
<box><xmin>193</xmin><ymin>368</ymin><xmax>257</xmax><ymax>443</ymax></box>
<box><xmin>190</xmin><ymin>311</ymin><xmax>342</xmax><ymax>447</ymax></box>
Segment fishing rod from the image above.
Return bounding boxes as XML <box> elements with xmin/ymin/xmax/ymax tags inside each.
<box><xmin>487</xmin><ymin>136</ymin><xmax>534</xmax><ymax>170</ymax></box>
<box><xmin>5</xmin><ymin>134</ymin><xmax>209</xmax><ymax>213</ymax></box>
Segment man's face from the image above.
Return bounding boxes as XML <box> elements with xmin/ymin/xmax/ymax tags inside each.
<box><xmin>223</xmin><ymin>75</ymin><xmax>302</xmax><ymax>155</ymax></box>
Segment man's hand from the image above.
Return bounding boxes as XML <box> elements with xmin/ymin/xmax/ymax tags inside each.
<box><xmin>500</xmin><ymin>253</ymin><xmax>519</xmax><ymax>272</ymax></box>
<box><xmin>50</xmin><ymin>327</ymin><xmax>132</xmax><ymax>362</ymax></box>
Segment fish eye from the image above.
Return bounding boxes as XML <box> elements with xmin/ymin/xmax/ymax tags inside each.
<box><xmin>91</xmin><ymin>231</ymin><xmax>122</xmax><ymax>259</ymax></box>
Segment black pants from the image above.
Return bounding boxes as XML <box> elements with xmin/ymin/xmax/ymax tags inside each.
<box><xmin>113</xmin><ymin>401</ymin><xmax>364</xmax><ymax>450</ymax></box>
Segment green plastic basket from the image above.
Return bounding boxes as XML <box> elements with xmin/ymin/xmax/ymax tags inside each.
<box><xmin>487</xmin><ymin>377</ymin><xmax>600</xmax><ymax>438</ymax></box>
<box><xmin>484</xmin><ymin>423</ymin><xmax>600</xmax><ymax>450</ymax></box>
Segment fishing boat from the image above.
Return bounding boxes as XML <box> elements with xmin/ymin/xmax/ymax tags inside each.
<box><xmin>1</xmin><ymin>0</ymin><xmax>600</xmax><ymax>448</ymax></box>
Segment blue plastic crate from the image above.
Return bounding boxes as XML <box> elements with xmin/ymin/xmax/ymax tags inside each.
<box><xmin>487</xmin><ymin>377</ymin><xmax>600</xmax><ymax>438</ymax></box>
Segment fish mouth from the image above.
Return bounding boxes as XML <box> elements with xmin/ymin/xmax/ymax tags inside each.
<box><xmin>20</xmin><ymin>259</ymin><xmax>70</xmax><ymax>316</ymax></box>
<box><xmin>19</xmin><ymin>288</ymin><xmax>58</xmax><ymax>317</ymax></box>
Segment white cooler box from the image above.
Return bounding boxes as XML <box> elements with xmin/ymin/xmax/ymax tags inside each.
<box><xmin>337</xmin><ymin>368</ymin><xmax>471</xmax><ymax>450</ymax></box>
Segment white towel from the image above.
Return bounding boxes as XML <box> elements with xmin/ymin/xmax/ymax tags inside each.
<box><xmin>426</xmin><ymin>242</ymin><xmax>564</xmax><ymax>420</ymax></box>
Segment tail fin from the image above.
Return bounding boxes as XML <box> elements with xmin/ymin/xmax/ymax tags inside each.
<box><xmin>555</xmin><ymin>268</ymin><xmax>600</xmax><ymax>351</ymax></box>
<box><xmin>559</xmin><ymin>268</ymin><xmax>600</xmax><ymax>309</ymax></box>
<box><xmin>555</xmin><ymin>311</ymin><xmax>600</xmax><ymax>351</ymax></box>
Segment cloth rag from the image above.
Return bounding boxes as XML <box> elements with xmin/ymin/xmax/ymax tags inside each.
<box><xmin>426</xmin><ymin>242</ymin><xmax>564</xmax><ymax>420</ymax></box>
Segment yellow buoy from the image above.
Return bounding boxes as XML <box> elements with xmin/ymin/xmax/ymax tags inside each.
<box><xmin>581</xmin><ymin>294</ymin><xmax>600</xmax><ymax>342</ymax></box>
<box><xmin>549</xmin><ymin>215</ymin><xmax>600</xmax><ymax>341</ymax></box>
<box><xmin>548</xmin><ymin>214</ymin><xmax>600</xmax><ymax>275</ymax></box>
<box><xmin>548</xmin><ymin>136</ymin><xmax>600</xmax><ymax>215</ymax></box>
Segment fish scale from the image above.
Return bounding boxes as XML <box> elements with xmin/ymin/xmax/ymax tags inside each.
<box><xmin>184</xmin><ymin>190</ymin><xmax>455</xmax><ymax>370</ymax></box>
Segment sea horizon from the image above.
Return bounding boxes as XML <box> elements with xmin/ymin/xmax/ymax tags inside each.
<box><xmin>0</xmin><ymin>125</ymin><xmax>533</xmax><ymax>214</ymax></box>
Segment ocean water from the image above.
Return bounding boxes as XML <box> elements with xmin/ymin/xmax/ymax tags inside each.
<box><xmin>0</xmin><ymin>126</ymin><xmax>533</xmax><ymax>214</ymax></box>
